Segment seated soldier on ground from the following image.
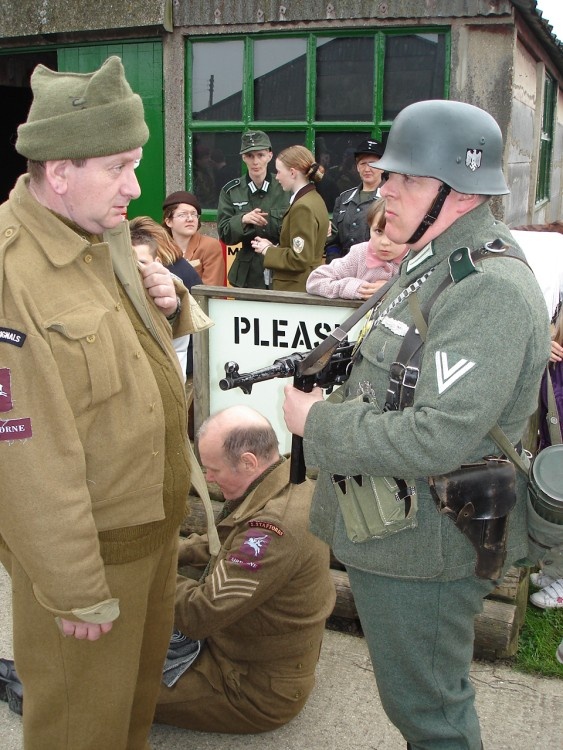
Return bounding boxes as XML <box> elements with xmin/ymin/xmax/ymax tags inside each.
<box><xmin>154</xmin><ymin>405</ymin><xmax>336</xmax><ymax>733</ymax></box>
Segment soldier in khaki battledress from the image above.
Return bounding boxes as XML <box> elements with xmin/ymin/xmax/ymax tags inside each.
<box><xmin>154</xmin><ymin>406</ymin><xmax>335</xmax><ymax>733</ymax></box>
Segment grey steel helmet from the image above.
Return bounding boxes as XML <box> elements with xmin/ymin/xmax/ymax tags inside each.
<box><xmin>377</xmin><ymin>99</ymin><xmax>509</xmax><ymax>195</ymax></box>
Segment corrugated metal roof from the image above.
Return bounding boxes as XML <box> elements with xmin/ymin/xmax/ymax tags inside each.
<box><xmin>512</xmin><ymin>1</ymin><xmax>563</xmax><ymax>76</ymax></box>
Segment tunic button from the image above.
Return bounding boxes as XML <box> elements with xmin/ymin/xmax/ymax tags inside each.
<box><xmin>86</xmin><ymin>334</ymin><xmax>96</xmax><ymax>343</ymax></box>
<box><xmin>294</xmin><ymin>690</ymin><xmax>302</xmax><ymax>698</ymax></box>
<box><xmin>296</xmin><ymin>662</ymin><xmax>303</xmax><ymax>670</ymax></box>
<box><xmin>115</xmin><ymin>302</ymin><xmax>122</xmax><ymax>311</ymax></box>
<box><xmin>135</xmin><ymin>351</ymin><xmax>142</xmax><ymax>359</ymax></box>
<box><xmin>4</xmin><ymin>228</ymin><xmax>14</xmax><ymax>238</ymax></box>
<box><xmin>84</xmin><ymin>254</ymin><xmax>93</xmax><ymax>263</ymax></box>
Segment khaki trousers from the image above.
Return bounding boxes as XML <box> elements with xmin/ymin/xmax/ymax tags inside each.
<box><xmin>6</xmin><ymin>532</ymin><xmax>178</xmax><ymax>750</ymax></box>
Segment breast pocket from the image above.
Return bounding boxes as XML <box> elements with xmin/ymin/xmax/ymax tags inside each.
<box><xmin>45</xmin><ymin>304</ymin><xmax>122</xmax><ymax>413</ymax></box>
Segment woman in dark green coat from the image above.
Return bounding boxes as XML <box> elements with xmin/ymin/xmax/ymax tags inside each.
<box><xmin>252</xmin><ymin>145</ymin><xmax>329</xmax><ymax>292</ymax></box>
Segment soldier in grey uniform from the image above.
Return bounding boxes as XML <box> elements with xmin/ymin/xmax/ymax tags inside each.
<box><xmin>325</xmin><ymin>138</ymin><xmax>385</xmax><ymax>262</ymax></box>
<box><xmin>217</xmin><ymin>131</ymin><xmax>289</xmax><ymax>289</ymax></box>
<box><xmin>282</xmin><ymin>100</ymin><xmax>550</xmax><ymax>749</ymax></box>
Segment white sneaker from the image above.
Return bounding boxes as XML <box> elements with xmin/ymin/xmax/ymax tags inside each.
<box><xmin>530</xmin><ymin>571</ymin><xmax>557</xmax><ymax>588</ymax></box>
<box><xmin>557</xmin><ymin>639</ymin><xmax>563</xmax><ymax>665</ymax></box>
<box><xmin>529</xmin><ymin>578</ymin><xmax>563</xmax><ymax>609</ymax></box>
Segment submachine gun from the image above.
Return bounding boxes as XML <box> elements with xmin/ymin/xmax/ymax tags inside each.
<box><xmin>219</xmin><ymin>339</ymin><xmax>355</xmax><ymax>484</ymax></box>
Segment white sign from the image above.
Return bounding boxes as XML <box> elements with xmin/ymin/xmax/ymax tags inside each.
<box><xmin>511</xmin><ymin>230</ymin><xmax>563</xmax><ymax>318</ymax></box>
<box><xmin>207</xmin><ymin>297</ymin><xmax>363</xmax><ymax>452</ymax></box>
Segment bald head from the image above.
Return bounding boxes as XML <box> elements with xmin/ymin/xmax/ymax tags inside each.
<box><xmin>197</xmin><ymin>407</ymin><xmax>280</xmax><ymax>500</ymax></box>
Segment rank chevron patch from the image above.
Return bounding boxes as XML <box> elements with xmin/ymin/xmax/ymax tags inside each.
<box><xmin>435</xmin><ymin>351</ymin><xmax>476</xmax><ymax>394</ymax></box>
<box><xmin>211</xmin><ymin>559</ymin><xmax>259</xmax><ymax>600</ymax></box>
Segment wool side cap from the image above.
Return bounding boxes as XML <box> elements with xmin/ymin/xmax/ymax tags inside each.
<box><xmin>16</xmin><ymin>56</ymin><xmax>149</xmax><ymax>161</ymax></box>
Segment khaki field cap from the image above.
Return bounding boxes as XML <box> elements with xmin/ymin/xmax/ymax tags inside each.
<box><xmin>16</xmin><ymin>55</ymin><xmax>149</xmax><ymax>161</ymax></box>
<box><xmin>240</xmin><ymin>130</ymin><xmax>271</xmax><ymax>154</ymax></box>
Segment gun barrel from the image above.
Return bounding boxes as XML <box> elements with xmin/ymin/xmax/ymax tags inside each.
<box><xmin>219</xmin><ymin>354</ymin><xmax>304</xmax><ymax>393</ymax></box>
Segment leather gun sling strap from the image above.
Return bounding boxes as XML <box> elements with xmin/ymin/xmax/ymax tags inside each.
<box><xmin>297</xmin><ymin>275</ymin><xmax>399</xmax><ymax>377</ymax></box>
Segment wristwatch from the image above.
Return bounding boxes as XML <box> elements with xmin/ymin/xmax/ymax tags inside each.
<box><xmin>166</xmin><ymin>295</ymin><xmax>182</xmax><ymax>323</ymax></box>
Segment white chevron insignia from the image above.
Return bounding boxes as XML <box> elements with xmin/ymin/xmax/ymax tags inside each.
<box><xmin>435</xmin><ymin>351</ymin><xmax>476</xmax><ymax>394</ymax></box>
<box><xmin>211</xmin><ymin>559</ymin><xmax>258</xmax><ymax>600</ymax></box>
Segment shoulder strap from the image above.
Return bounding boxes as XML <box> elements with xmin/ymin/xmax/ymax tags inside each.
<box><xmin>298</xmin><ymin>274</ymin><xmax>398</xmax><ymax>376</ymax></box>
<box><xmin>545</xmin><ymin>367</ymin><xmax>563</xmax><ymax>445</ymax></box>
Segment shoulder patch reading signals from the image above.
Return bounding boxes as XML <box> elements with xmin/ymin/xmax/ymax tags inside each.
<box><xmin>0</xmin><ymin>327</ymin><xmax>26</xmax><ymax>348</ymax></box>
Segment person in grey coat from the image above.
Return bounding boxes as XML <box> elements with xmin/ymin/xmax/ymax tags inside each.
<box><xmin>282</xmin><ymin>100</ymin><xmax>550</xmax><ymax>750</ymax></box>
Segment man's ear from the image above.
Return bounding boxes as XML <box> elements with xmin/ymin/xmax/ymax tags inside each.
<box><xmin>240</xmin><ymin>452</ymin><xmax>258</xmax><ymax>473</ymax></box>
<box><xmin>453</xmin><ymin>191</ymin><xmax>481</xmax><ymax>215</ymax></box>
<box><xmin>44</xmin><ymin>160</ymin><xmax>70</xmax><ymax>196</ymax></box>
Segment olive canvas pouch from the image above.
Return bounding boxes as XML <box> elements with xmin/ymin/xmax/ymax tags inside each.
<box><xmin>332</xmin><ymin>473</ymin><xmax>418</xmax><ymax>543</ymax></box>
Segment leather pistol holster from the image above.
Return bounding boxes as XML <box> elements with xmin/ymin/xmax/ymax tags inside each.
<box><xmin>429</xmin><ymin>458</ymin><xmax>517</xmax><ymax>580</ymax></box>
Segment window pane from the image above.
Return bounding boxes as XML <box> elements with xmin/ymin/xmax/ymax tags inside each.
<box><xmin>383</xmin><ymin>34</ymin><xmax>445</xmax><ymax>120</ymax></box>
<box><xmin>268</xmin><ymin>131</ymin><xmax>307</xmax><ymax>157</ymax></box>
<box><xmin>193</xmin><ymin>132</ymin><xmax>242</xmax><ymax>209</ymax></box>
<box><xmin>316</xmin><ymin>37</ymin><xmax>374</xmax><ymax>121</ymax></box>
<box><xmin>254</xmin><ymin>38</ymin><xmax>307</xmax><ymax>120</ymax></box>
<box><xmin>191</xmin><ymin>41</ymin><xmax>244</xmax><ymax>121</ymax></box>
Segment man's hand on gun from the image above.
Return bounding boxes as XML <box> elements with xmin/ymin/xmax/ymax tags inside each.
<box><xmin>219</xmin><ymin>340</ymin><xmax>354</xmax><ymax>482</ymax></box>
<box><xmin>282</xmin><ymin>384</ymin><xmax>324</xmax><ymax>437</ymax></box>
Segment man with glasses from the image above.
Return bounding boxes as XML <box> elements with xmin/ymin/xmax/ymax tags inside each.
<box><xmin>217</xmin><ymin>130</ymin><xmax>289</xmax><ymax>289</ymax></box>
<box><xmin>325</xmin><ymin>138</ymin><xmax>385</xmax><ymax>263</ymax></box>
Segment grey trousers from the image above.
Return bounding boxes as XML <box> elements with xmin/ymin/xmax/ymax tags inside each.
<box><xmin>346</xmin><ymin>567</ymin><xmax>493</xmax><ymax>750</ymax></box>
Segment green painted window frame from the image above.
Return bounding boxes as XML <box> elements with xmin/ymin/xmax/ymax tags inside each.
<box><xmin>185</xmin><ymin>28</ymin><xmax>451</xmax><ymax>220</ymax></box>
<box><xmin>535</xmin><ymin>71</ymin><xmax>556</xmax><ymax>205</ymax></box>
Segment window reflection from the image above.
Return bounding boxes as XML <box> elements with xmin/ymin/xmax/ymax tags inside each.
<box><xmin>254</xmin><ymin>39</ymin><xmax>307</xmax><ymax>120</ymax></box>
<box><xmin>316</xmin><ymin>37</ymin><xmax>375</xmax><ymax>121</ymax></box>
<box><xmin>192</xmin><ymin>41</ymin><xmax>244</xmax><ymax>120</ymax></box>
<box><xmin>383</xmin><ymin>34</ymin><xmax>445</xmax><ymax>119</ymax></box>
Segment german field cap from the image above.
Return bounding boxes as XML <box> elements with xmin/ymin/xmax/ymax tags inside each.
<box><xmin>240</xmin><ymin>130</ymin><xmax>272</xmax><ymax>154</ymax></box>
<box><xmin>354</xmin><ymin>139</ymin><xmax>385</xmax><ymax>159</ymax></box>
<box><xmin>16</xmin><ymin>56</ymin><xmax>149</xmax><ymax>161</ymax></box>
<box><xmin>162</xmin><ymin>191</ymin><xmax>202</xmax><ymax>215</ymax></box>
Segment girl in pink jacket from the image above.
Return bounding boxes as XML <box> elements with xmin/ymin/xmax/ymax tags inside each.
<box><xmin>306</xmin><ymin>198</ymin><xmax>408</xmax><ymax>300</ymax></box>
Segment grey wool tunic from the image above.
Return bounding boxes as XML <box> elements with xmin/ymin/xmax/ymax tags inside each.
<box><xmin>304</xmin><ymin>201</ymin><xmax>551</xmax><ymax>581</ymax></box>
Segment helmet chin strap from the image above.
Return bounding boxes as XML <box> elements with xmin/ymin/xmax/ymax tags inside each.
<box><xmin>407</xmin><ymin>182</ymin><xmax>451</xmax><ymax>245</ymax></box>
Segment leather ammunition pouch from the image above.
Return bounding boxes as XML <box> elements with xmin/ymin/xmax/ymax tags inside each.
<box><xmin>429</xmin><ymin>458</ymin><xmax>517</xmax><ymax>580</ymax></box>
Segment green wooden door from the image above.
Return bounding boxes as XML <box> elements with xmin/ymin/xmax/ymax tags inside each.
<box><xmin>58</xmin><ymin>42</ymin><xmax>164</xmax><ymax>221</ymax></box>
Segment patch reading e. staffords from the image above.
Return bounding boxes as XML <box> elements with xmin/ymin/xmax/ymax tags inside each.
<box><xmin>0</xmin><ymin>327</ymin><xmax>26</xmax><ymax>348</ymax></box>
<box><xmin>248</xmin><ymin>520</ymin><xmax>284</xmax><ymax>536</ymax></box>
